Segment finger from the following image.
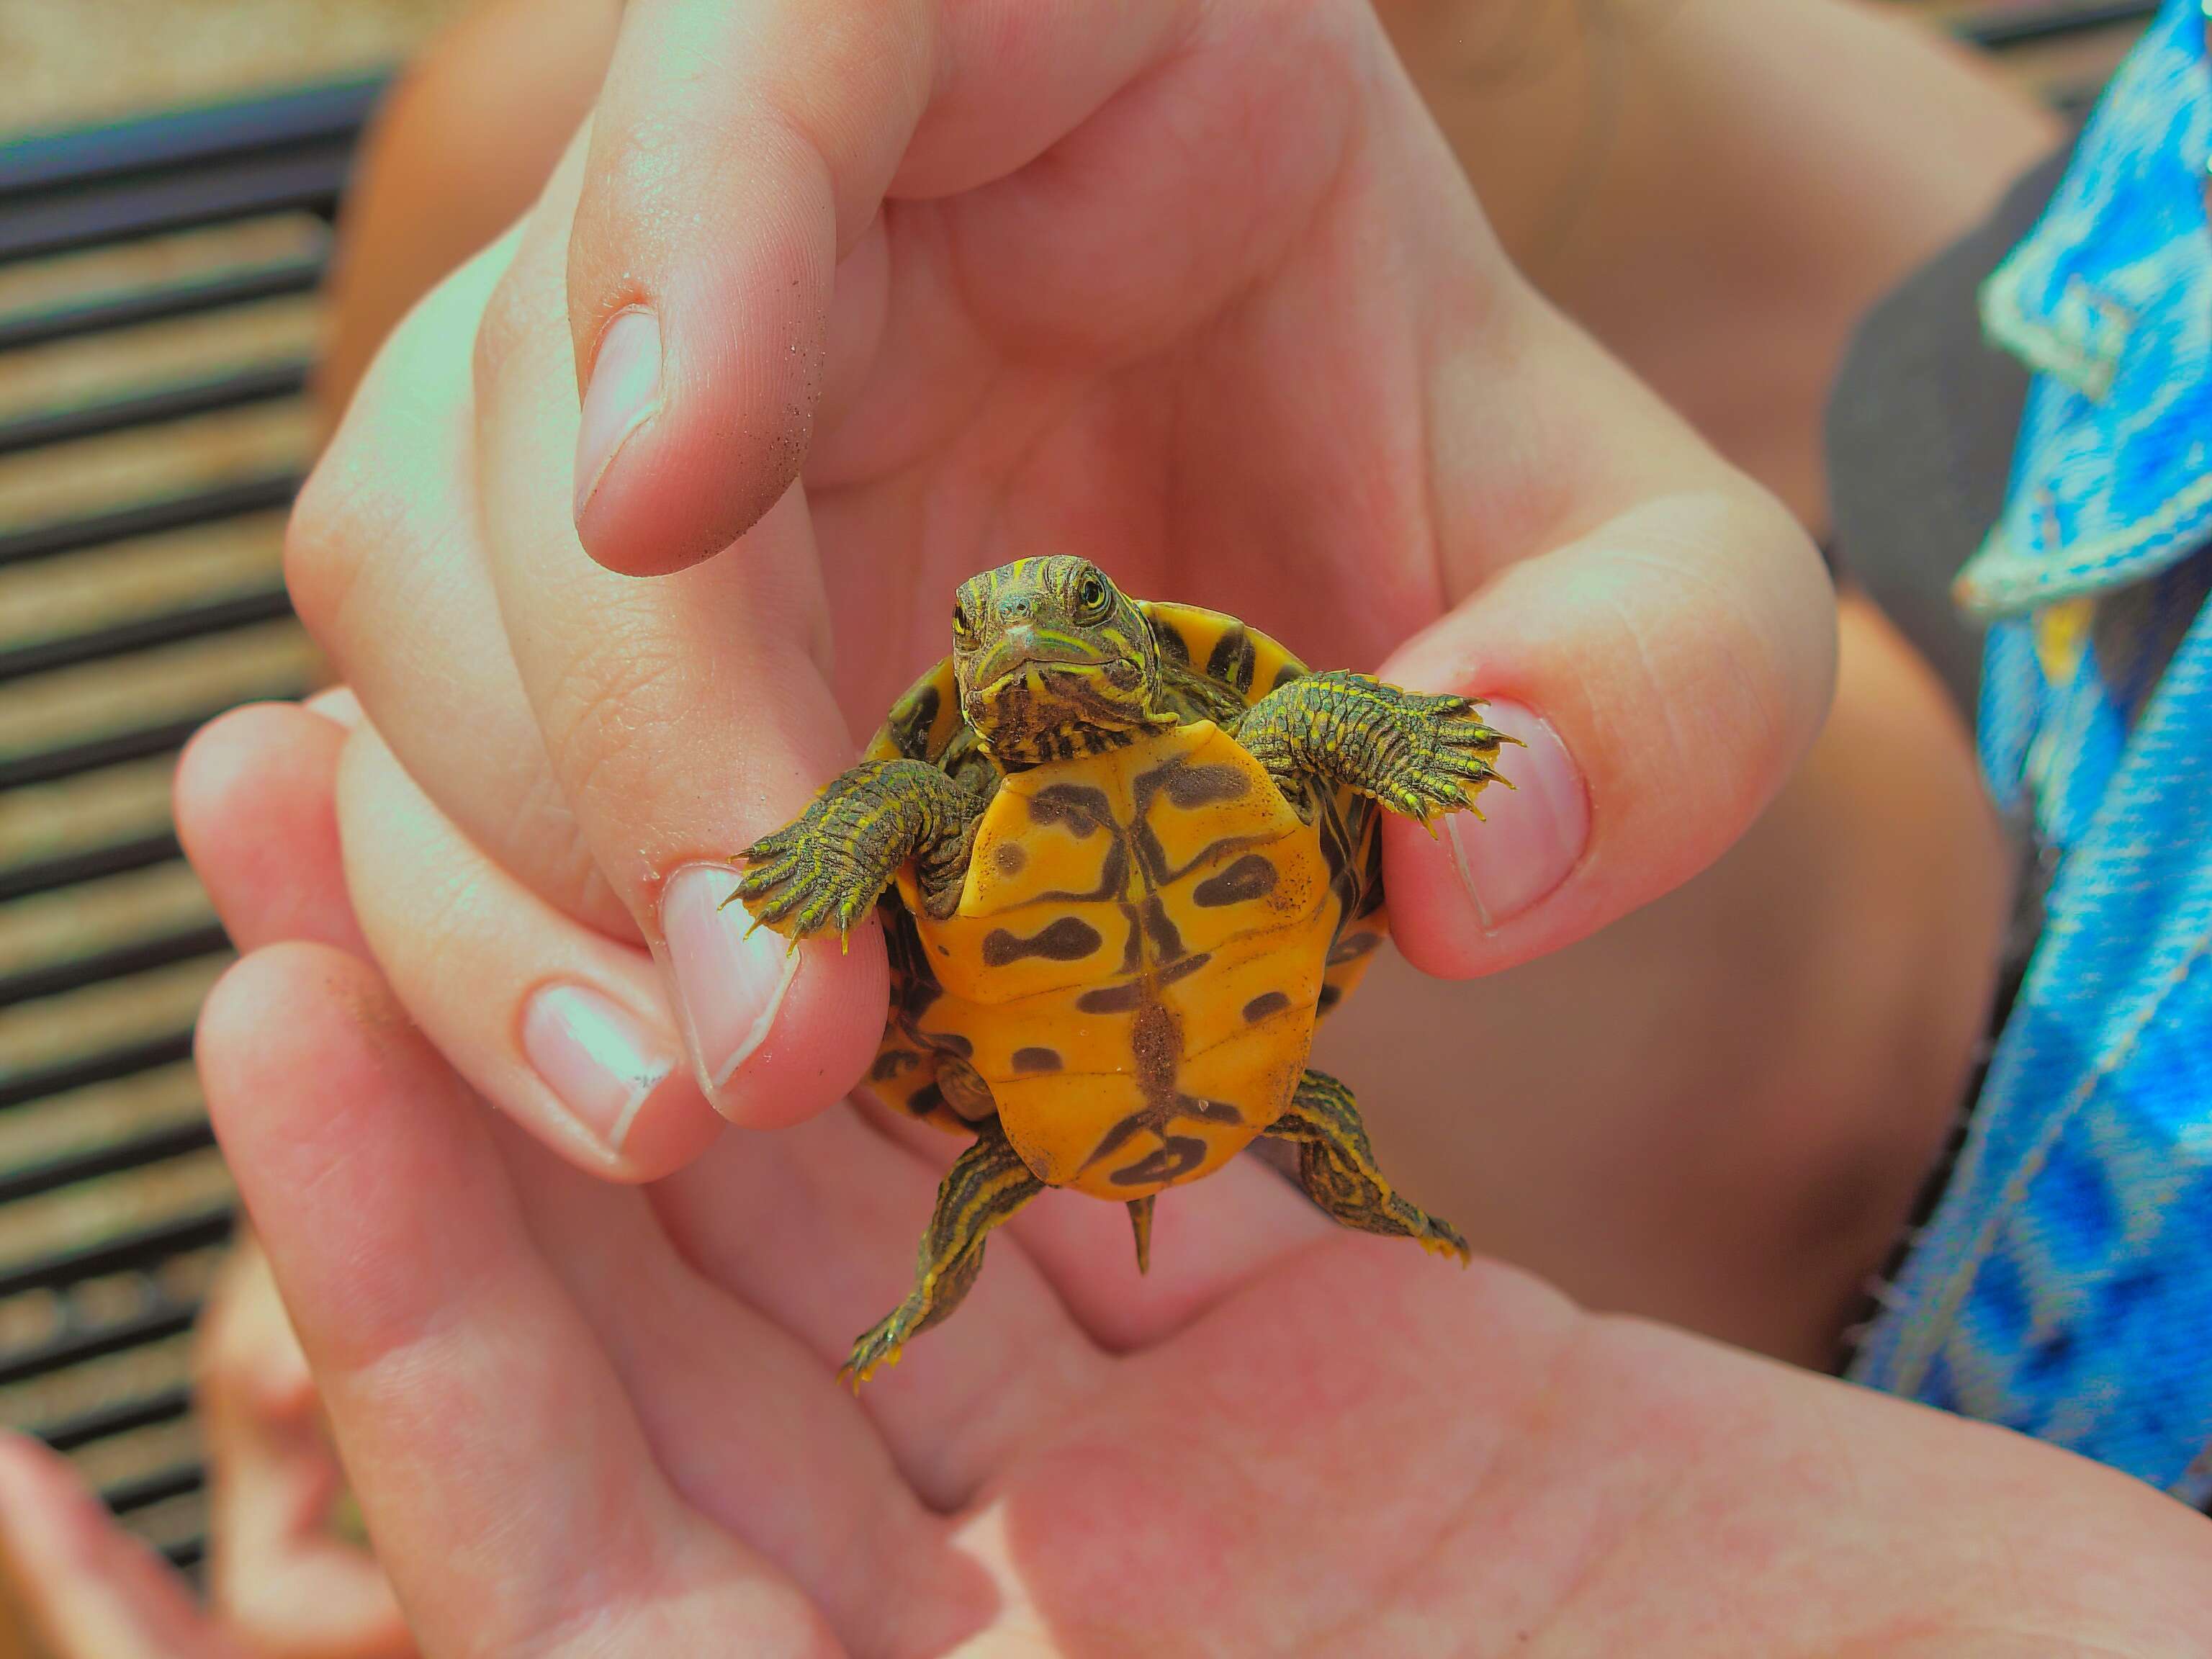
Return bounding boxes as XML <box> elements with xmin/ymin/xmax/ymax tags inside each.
<box><xmin>194</xmin><ymin>1242</ymin><xmax>415</xmax><ymax>1659</ymax></box>
<box><xmin>174</xmin><ymin>701</ymin><xmax>370</xmax><ymax>958</ymax></box>
<box><xmin>336</xmin><ymin>720</ymin><xmax>724</xmax><ymax>1176</ymax></box>
<box><xmin>1377</xmin><ymin>288</ymin><xmax>1836</xmax><ymax>978</ymax></box>
<box><xmin>565</xmin><ymin>0</ymin><xmax>1192</xmax><ymax>575</ymax></box>
<box><xmin>0</xmin><ymin>1434</ymin><xmax>237</xmax><ymax>1659</ymax></box>
<box><xmin>649</xmin><ymin>1109</ymin><xmax>1108</xmax><ymax>1509</ymax></box>
<box><xmin>489</xmin><ymin>1128</ymin><xmax>954</xmax><ymax>1657</ymax></box>
<box><xmin>197</xmin><ymin>945</ymin><xmax>842</xmax><ymax>1658</ymax></box>
<box><xmin>476</xmin><ymin>135</ymin><xmax>886</xmax><ymax>1131</ymax></box>
<box><xmin>285</xmin><ymin>225</ymin><xmax>632</xmax><ymax>941</ymax></box>
<box><xmin>1002</xmin><ymin>1151</ymin><xmax>1336</xmax><ymax>1350</ymax></box>
<box><xmin>652</xmin><ymin>1098</ymin><xmax>1336</xmax><ymax>1506</ymax></box>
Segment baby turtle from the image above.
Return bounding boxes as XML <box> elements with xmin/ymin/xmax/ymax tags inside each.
<box><xmin>734</xmin><ymin>557</ymin><xmax>1514</xmax><ymax>1384</ymax></box>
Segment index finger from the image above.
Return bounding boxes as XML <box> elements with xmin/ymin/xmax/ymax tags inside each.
<box><xmin>477</xmin><ymin>132</ymin><xmax>887</xmax><ymax>1127</ymax></box>
<box><xmin>565</xmin><ymin>0</ymin><xmax>1192</xmax><ymax>574</ymax></box>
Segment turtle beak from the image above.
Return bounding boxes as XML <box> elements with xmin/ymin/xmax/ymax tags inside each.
<box><xmin>974</xmin><ymin>626</ymin><xmax>1099</xmax><ymax>690</ymax></box>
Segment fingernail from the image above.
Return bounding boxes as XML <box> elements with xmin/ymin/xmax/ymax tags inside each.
<box><xmin>1446</xmin><ymin>698</ymin><xmax>1589</xmax><ymax>930</ymax></box>
<box><xmin>657</xmin><ymin>863</ymin><xmax>803</xmax><ymax>1105</ymax></box>
<box><xmin>521</xmin><ymin>983</ymin><xmax>677</xmax><ymax>1151</ymax></box>
<box><xmin>573</xmin><ymin>307</ymin><xmax>660</xmax><ymax>521</ymax></box>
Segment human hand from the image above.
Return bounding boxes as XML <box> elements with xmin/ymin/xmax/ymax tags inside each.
<box><xmin>282</xmin><ymin>0</ymin><xmax>1833</xmax><ymax>1184</ymax></box>
<box><xmin>169</xmin><ymin>694</ymin><xmax>2212</xmax><ymax>1657</ymax></box>
<box><xmin>0</xmin><ymin>1230</ymin><xmax>410</xmax><ymax>1659</ymax></box>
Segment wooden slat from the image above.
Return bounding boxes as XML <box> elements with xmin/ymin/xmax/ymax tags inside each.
<box><xmin>0</xmin><ymin>620</ymin><xmax>323</xmax><ymax>773</ymax></box>
<box><xmin>0</xmin><ymin>863</ymin><xmax>217</xmax><ymax>986</ymax></box>
<box><xmin>0</xmin><ymin>957</ymin><xmax>227</xmax><ymax>1104</ymax></box>
<box><xmin>0</xmin><ymin>215</ymin><xmax>325</xmax><ymax>321</ymax></box>
<box><xmin>0</xmin><ymin>759</ymin><xmax>176</xmax><ymax>881</ymax></box>
<box><xmin>0</xmin><ymin>295</ymin><xmax>320</xmax><ymax>427</ymax></box>
<box><xmin>0</xmin><ymin>1065</ymin><xmax>200</xmax><ymax>1177</ymax></box>
<box><xmin>0</xmin><ymin>511</ymin><xmax>287</xmax><ymax>661</ymax></box>
<box><xmin>0</xmin><ymin>400</ymin><xmax>311</xmax><ymax>532</ymax></box>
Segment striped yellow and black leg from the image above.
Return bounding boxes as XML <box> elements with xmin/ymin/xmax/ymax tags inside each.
<box><xmin>1264</xmin><ymin>1070</ymin><xmax>1470</xmax><ymax>1262</ymax></box>
<box><xmin>1236</xmin><ymin>670</ymin><xmax>1514</xmax><ymax>824</ymax></box>
<box><xmin>732</xmin><ymin>757</ymin><xmax>984</xmax><ymax>943</ymax></box>
<box><xmin>842</xmin><ymin>1118</ymin><xmax>1044</xmax><ymax>1387</ymax></box>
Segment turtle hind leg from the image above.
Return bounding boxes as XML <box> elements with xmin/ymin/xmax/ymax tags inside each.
<box><xmin>1128</xmin><ymin>1195</ymin><xmax>1156</xmax><ymax>1275</ymax></box>
<box><xmin>1264</xmin><ymin>1070</ymin><xmax>1470</xmax><ymax>1264</ymax></box>
<box><xmin>842</xmin><ymin>1118</ymin><xmax>1044</xmax><ymax>1388</ymax></box>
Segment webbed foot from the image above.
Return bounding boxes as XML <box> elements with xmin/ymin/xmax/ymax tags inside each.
<box><xmin>732</xmin><ymin>758</ymin><xmax>979</xmax><ymax>946</ymax></box>
<box><xmin>1236</xmin><ymin>670</ymin><xmax>1514</xmax><ymax>825</ymax></box>
<box><xmin>1349</xmin><ymin>685</ymin><xmax>1515</xmax><ymax>824</ymax></box>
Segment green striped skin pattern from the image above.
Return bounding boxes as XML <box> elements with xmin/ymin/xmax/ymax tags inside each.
<box><xmin>731</xmin><ymin>557</ymin><xmax>1512</xmax><ymax>1385</ymax></box>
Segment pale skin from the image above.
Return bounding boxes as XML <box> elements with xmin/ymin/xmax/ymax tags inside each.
<box><xmin>284</xmin><ymin>0</ymin><xmax>2043</xmax><ymax>1363</ymax></box>
<box><xmin>6</xmin><ymin>709</ymin><xmax>2212</xmax><ymax>1655</ymax></box>
<box><xmin>20</xmin><ymin>0</ymin><xmax>2196</xmax><ymax>1650</ymax></box>
<box><xmin>281</xmin><ymin>0</ymin><xmax>1845</xmax><ymax>1227</ymax></box>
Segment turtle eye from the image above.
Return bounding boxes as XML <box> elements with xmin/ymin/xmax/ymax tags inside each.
<box><xmin>1076</xmin><ymin>572</ymin><xmax>1110</xmax><ymax>619</ymax></box>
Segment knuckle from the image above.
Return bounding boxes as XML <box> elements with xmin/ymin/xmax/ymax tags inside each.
<box><xmin>282</xmin><ymin>449</ymin><xmax>378</xmax><ymax>650</ymax></box>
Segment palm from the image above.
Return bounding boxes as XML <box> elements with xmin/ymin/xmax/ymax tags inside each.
<box><xmin>237</xmin><ymin>1013</ymin><xmax>2204</xmax><ymax>1659</ymax></box>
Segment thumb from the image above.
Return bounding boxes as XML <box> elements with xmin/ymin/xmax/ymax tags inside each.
<box><xmin>562</xmin><ymin>0</ymin><xmax>1191</xmax><ymax>574</ymax></box>
<box><xmin>1378</xmin><ymin>485</ymin><xmax>1835</xmax><ymax>979</ymax></box>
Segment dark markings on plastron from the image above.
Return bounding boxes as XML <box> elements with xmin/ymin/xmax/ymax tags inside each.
<box><xmin>907</xmin><ymin>1082</ymin><xmax>948</xmax><ymax>1118</ymax></box>
<box><xmin>1110</xmin><ymin>1136</ymin><xmax>1210</xmax><ymax>1187</ymax></box>
<box><xmin>1025</xmin><ymin>782</ymin><xmax>1130</xmax><ymax>904</ymax></box>
<box><xmin>887</xmin><ymin>683</ymin><xmax>941</xmax><ymax>760</ymax></box>
<box><xmin>1152</xmin><ymin>619</ymin><xmax>1191</xmax><ymax>666</ymax></box>
<box><xmin>929</xmin><ymin>1030</ymin><xmax>974</xmax><ymax>1058</ymax></box>
<box><xmin>1160</xmin><ymin>763</ymin><xmax>1249</xmax><ymax>809</ymax></box>
<box><xmin>1271</xmin><ymin>660</ymin><xmax>1302</xmax><ymax>692</ymax></box>
<box><xmin>992</xmin><ymin>842</ymin><xmax>1027</xmax><ymax>878</ymax></box>
<box><xmin>1317</xmin><ymin>984</ymin><xmax>1344</xmax><ymax>1012</ymax></box>
<box><xmin>981</xmin><ymin>916</ymin><xmax>1103</xmax><ymax>965</ymax></box>
<box><xmin>1206</xmin><ymin>626</ymin><xmax>1258</xmax><ymax>695</ymax></box>
<box><xmin>1076</xmin><ymin>981</ymin><xmax>1145</xmax><ymax>1015</ymax></box>
<box><xmin>1242</xmin><ymin>991</ymin><xmax>1291</xmax><ymax>1023</ymax></box>
<box><xmin>1012</xmin><ymin>1047</ymin><xmax>1062</xmax><ymax>1073</ymax></box>
<box><xmin>1115</xmin><ymin>902</ymin><xmax>1145</xmax><ymax>975</ymax></box>
<box><xmin>1192</xmin><ymin>853</ymin><xmax>1277</xmax><ymax>907</ymax></box>
<box><xmin>1138</xmin><ymin>894</ymin><xmax>1187</xmax><ymax>960</ymax></box>
<box><xmin>1130</xmin><ymin>1002</ymin><xmax>1179</xmax><ymax>1087</ymax></box>
<box><xmin>870</xmin><ymin>1048</ymin><xmax>920</xmax><ymax>1082</ymax></box>
<box><xmin>1126</xmin><ymin>755</ymin><xmax>1269</xmax><ymax>892</ymax></box>
<box><xmin>1327</xmin><ymin>930</ymin><xmax>1383</xmax><ymax>966</ymax></box>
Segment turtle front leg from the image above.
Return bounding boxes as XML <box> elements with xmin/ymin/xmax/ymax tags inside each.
<box><xmin>843</xmin><ymin>1118</ymin><xmax>1043</xmax><ymax>1388</ymax></box>
<box><xmin>732</xmin><ymin>758</ymin><xmax>984</xmax><ymax>943</ymax></box>
<box><xmin>1236</xmin><ymin>670</ymin><xmax>1514</xmax><ymax>823</ymax></box>
<box><xmin>1264</xmin><ymin>1070</ymin><xmax>1470</xmax><ymax>1263</ymax></box>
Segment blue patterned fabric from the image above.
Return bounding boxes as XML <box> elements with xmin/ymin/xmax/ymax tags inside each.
<box><xmin>1848</xmin><ymin>0</ymin><xmax>2212</xmax><ymax>1503</ymax></box>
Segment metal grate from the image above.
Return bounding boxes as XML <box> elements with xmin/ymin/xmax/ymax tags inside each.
<box><xmin>0</xmin><ymin>76</ymin><xmax>380</xmax><ymax>1579</ymax></box>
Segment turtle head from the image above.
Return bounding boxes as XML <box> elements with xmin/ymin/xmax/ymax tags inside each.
<box><xmin>951</xmin><ymin>557</ymin><xmax>1166</xmax><ymax>768</ymax></box>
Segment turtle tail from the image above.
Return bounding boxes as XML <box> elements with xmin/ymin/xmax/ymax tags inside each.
<box><xmin>1127</xmin><ymin>1196</ymin><xmax>1156</xmax><ymax>1275</ymax></box>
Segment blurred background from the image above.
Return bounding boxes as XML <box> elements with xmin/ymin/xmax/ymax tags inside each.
<box><xmin>0</xmin><ymin>0</ymin><xmax>2161</xmax><ymax>1647</ymax></box>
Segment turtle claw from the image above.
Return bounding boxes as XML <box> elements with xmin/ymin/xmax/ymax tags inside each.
<box><xmin>1363</xmin><ymin>695</ymin><xmax>1514</xmax><ymax>825</ymax></box>
<box><xmin>841</xmin><ymin>1324</ymin><xmax>907</xmax><ymax>1391</ymax></box>
<box><xmin>1419</xmin><ymin>1219</ymin><xmax>1473</xmax><ymax>1267</ymax></box>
